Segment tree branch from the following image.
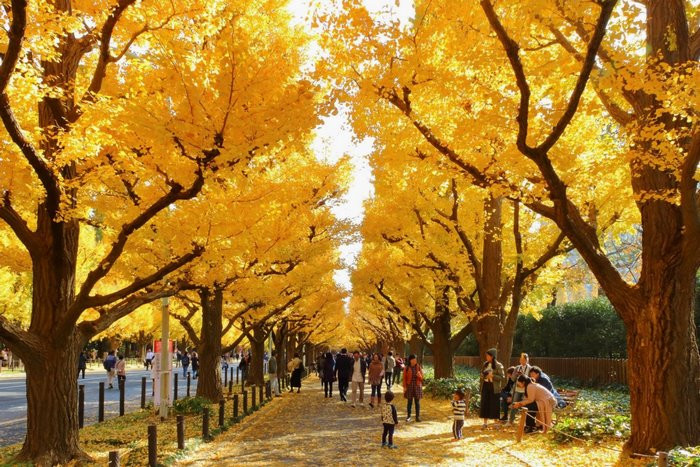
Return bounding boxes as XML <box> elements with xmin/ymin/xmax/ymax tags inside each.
<box><xmin>0</xmin><ymin>190</ymin><xmax>38</xmax><ymax>252</ymax></box>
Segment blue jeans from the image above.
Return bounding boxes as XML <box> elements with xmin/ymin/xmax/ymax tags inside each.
<box><xmin>509</xmin><ymin>391</ymin><xmax>524</xmax><ymax>422</ymax></box>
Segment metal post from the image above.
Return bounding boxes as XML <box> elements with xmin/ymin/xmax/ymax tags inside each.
<box><xmin>159</xmin><ymin>296</ymin><xmax>171</xmax><ymax>420</ymax></box>
<box><xmin>230</xmin><ymin>366</ymin><xmax>234</xmax><ymax>384</ymax></box>
<box><xmin>176</xmin><ymin>415</ymin><xmax>185</xmax><ymax>450</ymax></box>
<box><xmin>202</xmin><ymin>408</ymin><xmax>210</xmax><ymax>440</ymax></box>
<box><xmin>187</xmin><ymin>372</ymin><xmax>191</xmax><ymax>397</ymax></box>
<box><xmin>148</xmin><ymin>424</ymin><xmax>157</xmax><ymax>467</ymax></box>
<box><xmin>219</xmin><ymin>399</ymin><xmax>225</xmax><ymax>427</ymax></box>
<box><xmin>108</xmin><ymin>451</ymin><xmax>120</xmax><ymax>467</ymax></box>
<box><xmin>252</xmin><ymin>385</ymin><xmax>257</xmax><ymax>409</ymax></box>
<box><xmin>141</xmin><ymin>377</ymin><xmax>147</xmax><ymax>409</ymax></box>
<box><xmin>98</xmin><ymin>382</ymin><xmax>105</xmax><ymax>422</ymax></box>
<box><xmin>173</xmin><ymin>373</ymin><xmax>178</xmax><ymax>401</ymax></box>
<box><xmin>259</xmin><ymin>384</ymin><xmax>263</xmax><ymax>405</ymax></box>
<box><xmin>233</xmin><ymin>394</ymin><xmax>239</xmax><ymax>419</ymax></box>
<box><xmin>224</xmin><ymin>367</ymin><xmax>228</xmax><ymax>387</ymax></box>
<box><xmin>78</xmin><ymin>384</ymin><xmax>85</xmax><ymax>428</ymax></box>
<box><xmin>236</xmin><ymin>366</ymin><xmax>239</xmax><ymax>384</ymax></box>
<box><xmin>228</xmin><ymin>379</ymin><xmax>233</xmax><ymax>395</ymax></box>
<box><xmin>119</xmin><ymin>378</ymin><xmax>125</xmax><ymax>416</ymax></box>
<box><xmin>243</xmin><ymin>390</ymin><xmax>248</xmax><ymax>415</ymax></box>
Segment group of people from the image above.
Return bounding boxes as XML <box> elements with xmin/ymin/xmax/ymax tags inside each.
<box><xmin>479</xmin><ymin>351</ymin><xmax>566</xmax><ymax>434</ymax></box>
<box><xmin>315</xmin><ymin>349</ymin><xmax>422</xmax><ymax>448</ymax></box>
<box><xmin>101</xmin><ymin>351</ymin><xmax>126</xmax><ymax>389</ymax></box>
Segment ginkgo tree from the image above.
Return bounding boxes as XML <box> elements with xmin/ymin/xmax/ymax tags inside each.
<box><xmin>0</xmin><ymin>0</ymin><xmax>321</xmax><ymax>463</ymax></box>
<box><xmin>353</xmin><ymin>152</ymin><xmax>571</xmax><ymax>377</ymax></box>
<box><xmin>322</xmin><ymin>0</ymin><xmax>700</xmax><ymax>452</ymax></box>
<box><xmin>166</xmin><ymin>151</ymin><xmax>348</xmax><ymax>401</ymax></box>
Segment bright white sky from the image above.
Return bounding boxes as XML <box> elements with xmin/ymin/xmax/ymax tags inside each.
<box><xmin>286</xmin><ymin>0</ymin><xmax>415</xmax><ymax>301</ymax></box>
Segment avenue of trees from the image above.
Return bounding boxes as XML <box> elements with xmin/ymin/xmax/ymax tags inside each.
<box><xmin>0</xmin><ymin>0</ymin><xmax>697</xmax><ymax>463</ymax></box>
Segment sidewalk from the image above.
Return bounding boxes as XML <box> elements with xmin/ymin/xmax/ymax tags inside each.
<box><xmin>174</xmin><ymin>377</ymin><xmax>633</xmax><ymax>466</ymax></box>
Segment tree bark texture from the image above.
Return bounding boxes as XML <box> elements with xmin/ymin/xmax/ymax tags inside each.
<box><xmin>195</xmin><ymin>288</ymin><xmax>223</xmax><ymax>402</ymax></box>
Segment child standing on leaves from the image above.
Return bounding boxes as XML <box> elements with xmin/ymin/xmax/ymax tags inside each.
<box><xmin>451</xmin><ymin>389</ymin><xmax>467</xmax><ymax>440</ymax></box>
<box><xmin>381</xmin><ymin>391</ymin><xmax>399</xmax><ymax>449</ymax></box>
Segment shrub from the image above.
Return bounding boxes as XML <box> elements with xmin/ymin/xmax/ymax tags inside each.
<box><xmin>668</xmin><ymin>446</ymin><xmax>700</xmax><ymax>466</ymax></box>
<box><xmin>173</xmin><ymin>396</ymin><xmax>211</xmax><ymax>414</ymax></box>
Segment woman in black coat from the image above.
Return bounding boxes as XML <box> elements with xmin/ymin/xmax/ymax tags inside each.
<box><xmin>321</xmin><ymin>352</ymin><xmax>336</xmax><ymax>398</ymax></box>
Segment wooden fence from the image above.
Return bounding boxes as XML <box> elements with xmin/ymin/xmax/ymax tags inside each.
<box><xmin>423</xmin><ymin>355</ymin><xmax>628</xmax><ymax>385</ymax></box>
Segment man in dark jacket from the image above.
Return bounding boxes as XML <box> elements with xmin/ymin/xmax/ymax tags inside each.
<box><xmin>529</xmin><ymin>366</ymin><xmax>566</xmax><ymax>408</ymax></box>
<box><xmin>334</xmin><ymin>348</ymin><xmax>353</xmax><ymax>402</ymax></box>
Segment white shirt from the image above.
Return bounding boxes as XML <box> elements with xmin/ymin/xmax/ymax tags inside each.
<box><xmin>146</xmin><ymin>351</ymin><xmax>154</xmax><ymax>360</ymax></box>
<box><xmin>352</xmin><ymin>359</ymin><xmax>363</xmax><ymax>382</ymax></box>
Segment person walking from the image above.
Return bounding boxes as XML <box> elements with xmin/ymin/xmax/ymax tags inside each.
<box><xmin>145</xmin><ymin>348</ymin><xmax>155</xmax><ymax>370</ymax></box>
<box><xmin>368</xmin><ymin>353</ymin><xmax>384</xmax><ymax>408</ymax></box>
<box><xmin>381</xmin><ymin>391</ymin><xmax>399</xmax><ymax>448</ymax></box>
<box><xmin>402</xmin><ymin>354</ymin><xmax>423</xmax><ymax>422</ymax></box>
<box><xmin>288</xmin><ymin>353</ymin><xmax>303</xmax><ymax>393</ymax></box>
<box><xmin>384</xmin><ymin>351</ymin><xmax>396</xmax><ymax>390</ymax></box>
<box><xmin>334</xmin><ymin>348</ymin><xmax>353</xmax><ymax>402</ymax></box>
<box><xmin>103</xmin><ymin>351</ymin><xmax>117</xmax><ymax>389</ymax></box>
<box><xmin>350</xmin><ymin>351</ymin><xmax>367</xmax><ymax>407</ymax></box>
<box><xmin>191</xmin><ymin>351</ymin><xmax>199</xmax><ymax>379</ymax></box>
<box><xmin>239</xmin><ymin>353</ymin><xmax>248</xmax><ymax>382</ymax></box>
<box><xmin>321</xmin><ymin>352</ymin><xmax>336</xmax><ymax>398</ymax></box>
<box><xmin>78</xmin><ymin>351</ymin><xmax>87</xmax><ymax>379</ymax></box>
<box><xmin>268</xmin><ymin>350</ymin><xmax>280</xmax><ymax>396</ymax></box>
<box><xmin>181</xmin><ymin>351</ymin><xmax>190</xmax><ymax>378</ymax></box>
<box><xmin>480</xmin><ymin>348</ymin><xmax>505</xmax><ymax>429</ymax></box>
<box><xmin>393</xmin><ymin>356</ymin><xmax>404</xmax><ymax>385</ymax></box>
<box><xmin>116</xmin><ymin>354</ymin><xmax>126</xmax><ymax>386</ymax></box>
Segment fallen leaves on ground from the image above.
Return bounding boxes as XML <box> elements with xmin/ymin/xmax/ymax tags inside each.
<box><xmin>176</xmin><ymin>377</ymin><xmax>647</xmax><ymax>467</ymax></box>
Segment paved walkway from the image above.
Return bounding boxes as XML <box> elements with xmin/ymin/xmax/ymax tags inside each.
<box><xmin>176</xmin><ymin>377</ymin><xmax>547</xmax><ymax>466</ymax></box>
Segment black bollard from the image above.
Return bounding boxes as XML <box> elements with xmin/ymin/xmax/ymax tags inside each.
<box><xmin>119</xmin><ymin>378</ymin><xmax>125</xmax><ymax>416</ymax></box>
<box><xmin>98</xmin><ymin>382</ymin><xmax>105</xmax><ymax>422</ymax></box>
<box><xmin>228</xmin><ymin>379</ymin><xmax>233</xmax><ymax>395</ymax></box>
<box><xmin>187</xmin><ymin>372</ymin><xmax>191</xmax><ymax>397</ymax></box>
<box><xmin>233</xmin><ymin>394</ymin><xmax>239</xmax><ymax>419</ymax></box>
<box><xmin>230</xmin><ymin>366</ymin><xmax>234</xmax><ymax>384</ymax></box>
<box><xmin>219</xmin><ymin>399</ymin><xmax>225</xmax><ymax>427</ymax></box>
<box><xmin>252</xmin><ymin>385</ymin><xmax>257</xmax><ymax>409</ymax></box>
<box><xmin>109</xmin><ymin>450</ymin><xmax>120</xmax><ymax>467</ymax></box>
<box><xmin>148</xmin><ymin>424</ymin><xmax>157</xmax><ymax>467</ymax></box>
<box><xmin>173</xmin><ymin>373</ymin><xmax>178</xmax><ymax>401</ymax></box>
<box><xmin>259</xmin><ymin>384</ymin><xmax>264</xmax><ymax>405</ymax></box>
<box><xmin>236</xmin><ymin>366</ymin><xmax>239</xmax><ymax>384</ymax></box>
<box><xmin>141</xmin><ymin>377</ymin><xmax>147</xmax><ymax>409</ymax></box>
<box><xmin>202</xmin><ymin>407</ymin><xmax>210</xmax><ymax>440</ymax></box>
<box><xmin>176</xmin><ymin>415</ymin><xmax>185</xmax><ymax>450</ymax></box>
<box><xmin>243</xmin><ymin>390</ymin><xmax>248</xmax><ymax>415</ymax></box>
<box><xmin>265</xmin><ymin>380</ymin><xmax>271</xmax><ymax>400</ymax></box>
<box><xmin>78</xmin><ymin>384</ymin><xmax>85</xmax><ymax>428</ymax></box>
<box><xmin>224</xmin><ymin>367</ymin><xmax>228</xmax><ymax>387</ymax></box>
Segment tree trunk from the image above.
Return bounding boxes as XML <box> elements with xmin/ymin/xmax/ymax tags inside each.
<box><xmin>247</xmin><ymin>327</ymin><xmax>266</xmax><ymax>387</ymax></box>
<box><xmin>408</xmin><ymin>334</ymin><xmax>424</xmax><ymax>363</ymax></box>
<box><xmin>624</xmin><ymin>269</ymin><xmax>700</xmax><ymax>452</ymax></box>
<box><xmin>431</xmin><ymin>289</ymin><xmax>454</xmax><ymax>378</ymax></box>
<box><xmin>17</xmin><ymin>336</ymin><xmax>89</xmax><ymax>464</ymax></box>
<box><xmin>196</xmin><ymin>288</ymin><xmax>223</xmax><ymax>402</ymax></box>
<box><xmin>473</xmin><ymin>314</ymin><xmax>501</xmax><ymax>361</ymax></box>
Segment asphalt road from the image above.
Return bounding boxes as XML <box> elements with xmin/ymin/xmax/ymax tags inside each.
<box><xmin>0</xmin><ymin>363</ymin><xmax>240</xmax><ymax>447</ymax></box>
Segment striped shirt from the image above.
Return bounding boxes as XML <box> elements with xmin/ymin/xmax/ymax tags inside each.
<box><xmin>451</xmin><ymin>399</ymin><xmax>467</xmax><ymax>420</ymax></box>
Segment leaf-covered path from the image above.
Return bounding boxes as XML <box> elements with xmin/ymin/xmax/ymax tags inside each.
<box><xmin>176</xmin><ymin>377</ymin><xmax>640</xmax><ymax>466</ymax></box>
